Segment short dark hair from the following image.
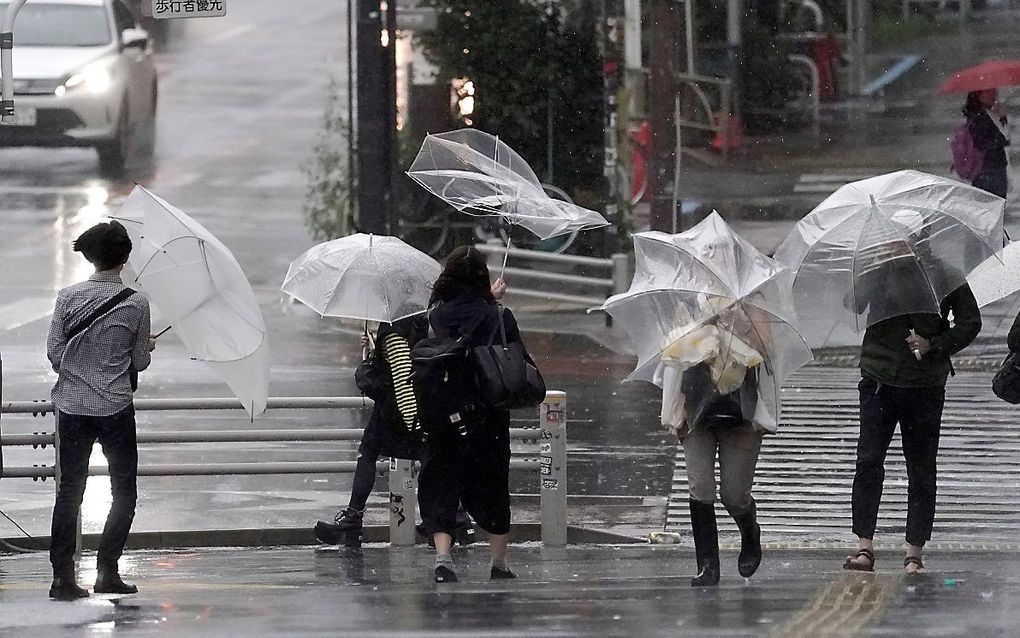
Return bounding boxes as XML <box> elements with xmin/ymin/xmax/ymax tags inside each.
<box><xmin>963</xmin><ymin>91</ymin><xmax>984</xmax><ymax>118</ymax></box>
<box><xmin>73</xmin><ymin>220</ymin><xmax>132</xmax><ymax>271</ymax></box>
<box><xmin>429</xmin><ymin>245</ymin><xmax>494</xmax><ymax>305</ymax></box>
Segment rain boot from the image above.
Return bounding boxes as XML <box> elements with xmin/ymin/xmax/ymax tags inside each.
<box><xmin>689</xmin><ymin>499</ymin><xmax>720</xmax><ymax>587</ymax></box>
<box><xmin>731</xmin><ymin>500</ymin><xmax>762</xmax><ymax>578</ymax></box>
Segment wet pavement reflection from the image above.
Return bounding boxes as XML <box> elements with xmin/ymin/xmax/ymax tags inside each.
<box><xmin>2</xmin><ymin>546</ymin><xmax>1019</xmax><ymax>636</ymax></box>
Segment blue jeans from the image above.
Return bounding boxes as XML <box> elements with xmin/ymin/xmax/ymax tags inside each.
<box><xmin>50</xmin><ymin>406</ymin><xmax>137</xmax><ymax>575</ymax></box>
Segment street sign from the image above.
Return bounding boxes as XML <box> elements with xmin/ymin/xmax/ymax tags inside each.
<box><xmin>396</xmin><ymin>7</ymin><xmax>437</xmax><ymax>31</ymax></box>
<box><xmin>142</xmin><ymin>1</ymin><xmax>227</xmax><ymax>19</ymax></box>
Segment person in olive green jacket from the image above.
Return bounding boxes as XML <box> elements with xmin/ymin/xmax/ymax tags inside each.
<box><xmin>843</xmin><ymin>261</ymin><xmax>981</xmax><ymax>575</ymax></box>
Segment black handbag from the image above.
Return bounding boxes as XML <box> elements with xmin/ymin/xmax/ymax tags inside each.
<box><xmin>992</xmin><ymin>352</ymin><xmax>1020</xmax><ymax>404</ymax></box>
<box><xmin>354</xmin><ymin>347</ymin><xmax>388</xmax><ymax>401</ymax></box>
<box><xmin>471</xmin><ymin>305</ymin><xmax>546</xmax><ymax>410</ymax></box>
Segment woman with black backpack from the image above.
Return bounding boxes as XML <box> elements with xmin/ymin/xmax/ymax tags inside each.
<box><xmin>416</xmin><ymin>245</ymin><xmax>519</xmax><ymax>583</ymax></box>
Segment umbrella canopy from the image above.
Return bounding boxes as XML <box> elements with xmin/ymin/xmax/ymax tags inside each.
<box><xmin>774</xmin><ymin>170</ymin><xmax>1005</xmax><ymax>339</ymax></box>
<box><xmin>939</xmin><ymin>60</ymin><xmax>1020</xmax><ymax>94</ymax></box>
<box><xmin>406</xmin><ymin>128</ymin><xmax>609</xmax><ymax>240</ymax></box>
<box><xmin>281</xmin><ymin>233</ymin><xmax>441</xmax><ymax>323</ymax></box>
<box><xmin>110</xmin><ymin>187</ymin><xmax>269</xmax><ymax>417</ymax></box>
<box><xmin>598</xmin><ymin>212</ymin><xmax>813</xmax><ymax>433</ymax></box>
<box><xmin>967</xmin><ymin>240</ymin><xmax>1020</xmax><ymax>307</ymax></box>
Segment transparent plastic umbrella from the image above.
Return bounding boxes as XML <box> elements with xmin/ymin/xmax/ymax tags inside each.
<box><xmin>110</xmin><ymin>186</ymin><xmax>269</xmax><ymax>418</ymax></box>
<box><xmin>596</xmin><ymin>212</ymin><xmax>813</xmax><ymax>433</ymax></box>
<box><xmin>406</xmin><ymin>128</ymin><xmax>609</xmax><ymax>252</ymax></box>
<box><xmin>774</xmin><ymin>170</ymin><xmax>1004</xmax><ymax>341</ymax></box>
<box><xmin>967</xmin><ymin>240</ymin><xmax>1020</xmax><ymax>307</ymax></box>
<box><xmin>281</xmin><ymin>233</ymin><xmax>441</xmax><ymax>324</ymax></box>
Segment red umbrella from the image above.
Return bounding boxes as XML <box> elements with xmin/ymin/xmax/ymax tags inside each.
<box><xmin>939</xmin><ymin>60</ymin><xmax>1020</xmax><ymax>94</ymax></box>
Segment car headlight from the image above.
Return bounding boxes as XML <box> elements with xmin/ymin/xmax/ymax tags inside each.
<box><xmin>56</xmin><ymin>66</ymin><xmax>112</xmax><ymax>96</ymax></box>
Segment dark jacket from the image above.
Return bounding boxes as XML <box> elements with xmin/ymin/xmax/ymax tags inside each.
<box><xmin>971</xmin><ymin>111</ymin><xmax>1010</xmax><ymax>170</ymax></box>
<box><xmin>1007</xmin><ymin>311</ymin><xmax>1020</xmax><ymax>353</ymax></box>
<box><xmin>860</xmin><ymin>283</ymin><xmax>981</xmax><ymax>388</ymax></box>
<box><xmin>360</xmin><ymin>316</ymin><xmax>427</xmax><ymax>460</ymax></box>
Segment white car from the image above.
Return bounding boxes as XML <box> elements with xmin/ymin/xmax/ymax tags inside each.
<box><xmin>0</xmin><ymin>0</ymin><xmax>157</xmax><ymax>173</ymax></box>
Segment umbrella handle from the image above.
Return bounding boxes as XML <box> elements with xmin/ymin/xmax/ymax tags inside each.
<box><xmin>153</xmin><ymin>325</ymin><xmax>172</xmax><ymax>339</ymax></box>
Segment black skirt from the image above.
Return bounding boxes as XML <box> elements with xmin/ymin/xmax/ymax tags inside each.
<box><xmin>359</xmin><ymin>403</ymin><xmax>423</xmax><ymax>461</ymax></box>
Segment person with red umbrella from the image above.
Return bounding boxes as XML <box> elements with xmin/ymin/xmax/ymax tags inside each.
<box><xmin>941</xmin><ymin>61</ymin><xmax>1017</xmax><ymax>198</ymax></box>
<box><xmin>961</xmin><ymin>89</ymin><xmax>1010</xmax><ymax>198</ymax></box>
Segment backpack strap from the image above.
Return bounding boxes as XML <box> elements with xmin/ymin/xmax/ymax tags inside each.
<box><xmin>65</xmin><ymin>288</ymin><xmax>136</xmax><ymax>341</ymax></box>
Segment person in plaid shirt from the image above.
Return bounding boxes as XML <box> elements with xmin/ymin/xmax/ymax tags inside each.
<box><xmin>46</xmin><ymin>221</ymin><xmax>156</xmax><ymax>601</ymax></box>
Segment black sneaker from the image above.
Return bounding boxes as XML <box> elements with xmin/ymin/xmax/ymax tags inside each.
<box><xmin>49</xmin><ymin>577</ymin><xmax>90</xmax><ymax>601</ymax></box>
<box><xmin>490</xmin><ymin>566</ymin><xmax>517</xmax><ymax>580</ymax></box>
<box><xmin>434</xmin><ymin>565</ymin><xmax>458</xmax><ymax>583</ymax></box>
<box><xmin>314</xmin><ymin>507</ymin><xmax>363</xmax><ymax>544</ymax></box>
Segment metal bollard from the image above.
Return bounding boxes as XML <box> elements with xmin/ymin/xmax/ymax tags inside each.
<box><xmin>388</xmin><ymin>458</ymin><xmax>417</xmax><ymax>546</ymax></box>
<box><xmin>539</xmin><ymin>391</ymin><xmax>567</xmax><ymax>546</ymax></box>
<box><xmin>608</xmin><ymin>253</ymin><xmax>630</xmax><ymax>327</ymax></box>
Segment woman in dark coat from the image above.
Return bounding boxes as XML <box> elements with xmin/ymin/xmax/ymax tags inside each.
<box><xmin>963</xmin><ymin>89</ymin><xmax>1010</xmax><ymax>199</ymax></box>
<box><xmin>314</xmin><ymin>315</ymin><xmax>427</xmax><ymax>544</ymax></box>
<box><xmin>417</xmin><ymin>245</ymin><xmax>518</xmax><ymax>583</ymax></box>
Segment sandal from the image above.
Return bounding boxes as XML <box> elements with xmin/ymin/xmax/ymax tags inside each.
<box><xmin>903</xmin><ymin>556</ymin><xmax>926</xmax><ymax>574</ymax></box>
<box><xmin>842</xmin><ymin>548</ymin><xmax>876</xmax><ymax>572</ymax></box>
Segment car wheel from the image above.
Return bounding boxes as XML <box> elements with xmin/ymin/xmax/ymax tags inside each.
<box><xmin>97</xmin><ymin>99</ymin><xmax>131</xmax><ymax>176</ymax></box>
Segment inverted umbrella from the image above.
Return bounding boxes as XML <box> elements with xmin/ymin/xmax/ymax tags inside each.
<box><xmin>110</xmin><ymin>187</ymin><xmax>270</xmax><ymax>418</ymax></box>
<box><xmin>939</xmin><ymin>60</ymin><xmax>1020</xmax><ymax>94</ymax></box>
<box><xmin>406</xmin><ymin>129</ymin><xmax>609</xmax><ymax>269</ymax></box>
<box><xmin>281</xmin><ymin>233</ymin><xmax>441</xmax><ymax>324</ymax></box>
<box><xmin>597</xmin><ymin>212</ymin><xmax>813</xmax><ymax>433</ymax></box>
<box><xmin>773</xmin><ymin>170</ymin><xmax>1004</xmax><ymax>340</ymax></box>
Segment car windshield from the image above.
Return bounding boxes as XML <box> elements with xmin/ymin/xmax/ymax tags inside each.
<box><xmin>0</xmin><ymin>3</ymin><xmax>111</xmax><ymax>47</ymax></box>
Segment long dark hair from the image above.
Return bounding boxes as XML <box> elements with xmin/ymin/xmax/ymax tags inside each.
<box><xmin>429</xmin><ymin>245</ymin><xmax>494</xmax><ymax>305</ymax></box>
<box><xmin>963</xmin><ymin>91</ymin><xmax>985</xmax><ymax>118</ymax></box>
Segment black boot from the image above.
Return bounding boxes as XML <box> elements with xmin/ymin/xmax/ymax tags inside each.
<box><xmin>732</xmin><ymin>500</ymin><xmax>762</xmax><ymax>578</ymax></box>
<box><xmin>94</xmin><ymin>562</ymin><xmax>138</xmax><ymax>595</ymax></box>
<box><xmin>315</xmin><ymin>507</ymin><xmax>364</xmax><ymax>546</ymax></box>
<box><xmin>689</xmin><ymin>499</ymin><xmax>720</xmax><ymax>587</ymax></box>
<box><xmin>49</xmin><ymin>566</ymin><xmax>89</xmax><ymax>601</ymax></box>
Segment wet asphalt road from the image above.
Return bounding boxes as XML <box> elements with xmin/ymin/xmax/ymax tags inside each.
<box><xmin>2</xmin><ymin>545</ymin><xmax>1020</xmax><ymax>636</ymax></box>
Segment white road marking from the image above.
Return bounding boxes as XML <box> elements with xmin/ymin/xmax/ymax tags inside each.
<box><xmin>0</xmin><ymin>297</ymin><xmax>55</xmax><ymax>331</ymax></box>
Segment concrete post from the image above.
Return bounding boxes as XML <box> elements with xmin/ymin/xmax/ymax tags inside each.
<box><xmin>388</xmin><ymin>457</ymin><xmax>417</xmax><ymax>546</ymax></box>
<box><xmin>539</xmin><ymin>391</ymin><xmax>567</xmax><ymax>547</ymax></box>
<box><xmin>606</xmin><ymin>253</ymin><xmax>629</xmax><ymax>327</ymax></box>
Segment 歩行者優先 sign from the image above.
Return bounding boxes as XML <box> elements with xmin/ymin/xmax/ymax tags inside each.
<box><xmin>143</xmin><ymin>0</ymin><xmax>227</xmax><ymax>19</ymax></box>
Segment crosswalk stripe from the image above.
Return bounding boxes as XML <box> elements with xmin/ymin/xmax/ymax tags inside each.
<box><xmin>665</xmin><ymin>366</ymin><xmax>1020</xmax><ymax>542</ymax></box>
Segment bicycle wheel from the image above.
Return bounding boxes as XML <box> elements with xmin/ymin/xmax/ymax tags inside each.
<box><xmin>395</xmin><ymin>194</ymin><xmax>452</xmax><ymax>258</ymax></box>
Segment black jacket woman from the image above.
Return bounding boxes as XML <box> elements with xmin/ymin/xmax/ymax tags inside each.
<box><xmin>314</xmin><ymin>316</ymin><xmax>427</xmax><ymax>545</ymax></box>
<box><xmin>964</xmin><ymin>89</ymin><xmax>1010</xmax><ymax>199</ymax></box>
<box><xmin>417</xmin><ymin>245</ymin><xmax>518</xmax><ymax>583</ymax></box>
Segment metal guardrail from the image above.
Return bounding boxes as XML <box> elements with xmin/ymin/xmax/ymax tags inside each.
<box><xmin>0</xmin><ymin>391</ymin><xmax>570</xmax><ymax>548</ymax></box>
<box><xmin>476</xmin><ymin>242</ymin><xmax>629</xmax><ymax>309</ymax></box>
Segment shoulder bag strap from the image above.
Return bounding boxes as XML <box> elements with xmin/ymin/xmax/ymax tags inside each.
<box><xmin>65</xmin><ymin>288</ymin><xmax>135</xmax><ymax>342</ymax></box>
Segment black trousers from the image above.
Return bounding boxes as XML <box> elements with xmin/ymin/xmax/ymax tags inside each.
<box><xmin>419</xmin><ymin>410</ymin><xmax>511</xmax><ymax>537</ymax></box>
<box><xmin>50</xmin><ymin>406</ymin><xmax>138</xmax><ymax>574</ymax></box>
<box><xmin>852</xmin><ymin>378</ymin><xmax>945</xmax><ymax>546</ymax></box>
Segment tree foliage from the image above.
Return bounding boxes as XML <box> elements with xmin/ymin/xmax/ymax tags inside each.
<box><xmin>302</xmin><ymin>79</ymin><xmax>355</xmax><ymax>241</ymax></box>
<box><xmin>415</xmin><ymin>0</ymin><xmax>605</xmax><ymax>213</ymax></box>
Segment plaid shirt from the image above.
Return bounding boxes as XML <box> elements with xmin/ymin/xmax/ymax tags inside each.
<box><xmin>47</xmin><ymin>272</ymin><xmax>151</xmax><ymax>416</ymax></box>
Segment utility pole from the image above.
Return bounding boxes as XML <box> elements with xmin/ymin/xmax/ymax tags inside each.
<box><xmin>356</xmin><ymin>0</ymin><xmax>394</xmax><ymax>234</ymax></box>
<box><xmin>647</xmin><ymin>0</ymin><xmax>685</xmax><ymax>233</ymax></box>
